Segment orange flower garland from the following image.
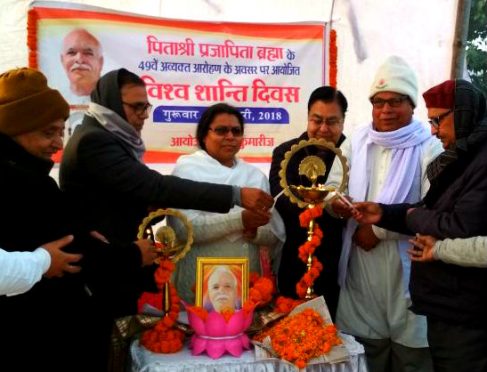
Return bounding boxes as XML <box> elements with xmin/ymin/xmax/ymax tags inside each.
<box><xmin>329</xmin><ymin>29</ymin><xmax>338</xmax><ymax>88</ymax></box>
<box><xmin>27</xmin><ymin>9</ymin><xmax>39</xmax><ymax>69</ymax></box>
<box><xmin>254</xmin><ymin>308</ymin><xmax>342</xmax><ymax>368</ymax></box>
<box><xmin>140</xmin><ymin>259</ymin><xmax>185</xmax><ymax>353</ymax></box>
<box><xmin>274</xmin><ymin>296</ymin><xmax>304</xmax><ymax>314</ymax></box>
<box><xmin>296</xmin><ymin>205</ymin><xmax>324</xmax><ymax>299</ymax></box>
<box><xmin>186</xmin><ymin>305</ymin><xmax>209</xmax><ymax>321</ymax></box>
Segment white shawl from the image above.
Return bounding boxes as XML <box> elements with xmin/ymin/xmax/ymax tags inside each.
<box><xmin>338</xmin><ymin>120</ymin><xmax>431</xmax><ymax>293</ymax></box>
<box><xmin>172</xmin><ymin>150</ymin><xmax>285</xmax><ymax>245</ymax></box>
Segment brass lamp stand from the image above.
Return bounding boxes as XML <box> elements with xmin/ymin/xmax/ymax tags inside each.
<box><xmin>279</xmin><ymin>138</ymin><xmax>349</xmax><ymax>298</ymax></box>
<box><xmin>138</xmin><ymin>209</ymin><xmax>193</xmax><ymax>315</ymax></box>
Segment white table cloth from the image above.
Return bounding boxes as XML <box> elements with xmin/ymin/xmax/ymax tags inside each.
<box><xmin>131</xmin><ymin>333</ymin><xmax>368</xmax><ymax>372</ymax></box>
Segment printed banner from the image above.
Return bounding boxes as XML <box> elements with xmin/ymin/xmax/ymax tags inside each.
<box><xmin>28</xmin><ymin>1</ymin><xmax>329</xmax><ymax>162</ymax></box>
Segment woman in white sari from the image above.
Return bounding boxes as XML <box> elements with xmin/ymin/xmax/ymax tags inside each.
<box><xmin>170</xmin><ymin>103</ymin><xmax>285</xmax><ymax>304</ymax></box>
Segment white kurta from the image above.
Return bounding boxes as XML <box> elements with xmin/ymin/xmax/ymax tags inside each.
<box><xmin>0</xmin><ymin>247</ymin><xmax>50</xmax><ymax>296</ymax></box>
<box><xmin>169</xmin><ymin>150</ymin><xmax>285</xmax><ymax>303</ymax></box>
<box><xmin>328</xmin><ymin>124</ymin><xmax>443</xmax><ymax>347</ymax></box>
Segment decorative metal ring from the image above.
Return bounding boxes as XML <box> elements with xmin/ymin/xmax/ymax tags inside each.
<box><xmin>278</xmin><ymin>138</ymin><xmax>349</xmax><ymax>208</ymax></box>
<box><xmin>137</xmin><ymin>208</ymin><xmax>193</xmax><ymax>263</ymax></box>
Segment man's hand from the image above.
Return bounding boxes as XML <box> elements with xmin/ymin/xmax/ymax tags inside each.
<box><xmin>240</xmin><ymin>187</ymin><xmax>274</xmax><ymax>217</ymax></box>
<box><xmin>42</xmin><ymin>235</ymin><xmax>82</xmax><ymax>278</ymax></box>
<box><xmin>135</xmin><ymin>239</ymin><xmax>157</xmax><ymax>267</ymax></box>
<box><xmin>331</xmin><ymin>197</ymin><xmax>354</xmax><ymax>219</ymax></box>
<box><xmin>351</xmin><ymin>202</ymin><xmax>383</xmax><ymax>224</ymax></box>
<box><xmin>408</xmin><ymin>234</ymin><xmax>437</xmax><ymax>262</ymax></box>
<box><xmin>243</xmin><ymin>229</ymin><xmax>257</xmax><ymax>240</ymax></box>
<box><xmin>353</xmin><ymin>224</ymin><xmax>380</xmax><ymax>251</ymax></box>
<box><xmin>242</xmin><ymin>209</ymin><xmax>271</xmax><ymax>230</ymax></box>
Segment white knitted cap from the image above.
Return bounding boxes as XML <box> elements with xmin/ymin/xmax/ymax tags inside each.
<box><xmin>369</xmin><ymin>56</ymin><xmax>418</xmax><ymax>107</ymax></box>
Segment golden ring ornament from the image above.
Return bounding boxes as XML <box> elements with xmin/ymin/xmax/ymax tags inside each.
<box><xmin>278</xmin><ymin>138</ymin><xmax>349</xmax><ymax>208</ymax></box>
<box><xmin>137</xmin><ymin>208</ymin><xmax>193</xmax><ymax>263</ymax></box>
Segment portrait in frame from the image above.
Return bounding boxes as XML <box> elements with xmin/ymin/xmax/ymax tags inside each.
<box><xmin>195</xmin><ymin>257</ymin><xmax>249</xmax><ymax>313</ymax></box>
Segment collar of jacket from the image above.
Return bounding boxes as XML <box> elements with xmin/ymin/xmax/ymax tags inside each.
<box><xmin>0</xmin><ymin>133</ymin><xmax>54</xmax><ymax>176</ymax></box>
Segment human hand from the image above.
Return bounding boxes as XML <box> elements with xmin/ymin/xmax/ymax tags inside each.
<box><xmin>407</xmin><ymin>208</ymin><xmax>416</xmax><ymax>215</ymax></box>
<box><xmin>331</xmin><ymin>194</ymin><xmax>354</xmax><ymax>219</ymax></box>
<box><xmin>352</xmin><ymin>224</ymin><xmax>380</xmax><ymax>251</ymax></box>
<box><xmin>408</xmin><ymin>234</ymin><xmax>437</xmax><ymax>262</ymax></box>
<box><xmin>42</xmin><ymin>235</ymin><xmax>82</xmax><ymax>278</ymax></box>
<box><xmin>240</xmin><ymin>187</ymin><xmax>274</xmax><ymax>218</ymax></box>
<box><xmin>351</xmin><ymin>202</ymin><xmax>383</xmax><ymax>224</ymax></box>
<box><xmin>243</xmin><ymin>228</ymin><xmax>257</xmax><ymax>240</ymax></box>
<box><xmin>135</xmin><ymin>239</ymin><xmax>157</xmax><ymax>267</ymax></box>
<box><xmin>242</xmin><ymin>209</ymin><xmax>271</xmax><ymax>231</ymax></box>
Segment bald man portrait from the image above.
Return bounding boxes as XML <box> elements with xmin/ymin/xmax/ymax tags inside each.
<box><xmin>60</xmin><ymin>28</ymin><xmax>104</xmax><ymax>97</ymax></box>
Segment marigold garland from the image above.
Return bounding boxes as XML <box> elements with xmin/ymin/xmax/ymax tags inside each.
<box><xmin>274</xmin><ymin>296</ymin><xmax>304</xmax><ymax>314</ymax></box>
<box><xmin>186</xmin><ymin>304</ymin><xmax>209</xmax><ymax>321</ymax></box>
<box><xmin>253</xmin><ymin>308</ymin><xmax>341</xmax><ymax>368</ymax></box>
<box><xmin>27</xmin><ymin>9</ymin><xmax>38</xmax><ymax>69</ymax></box>
<box><xmin>299</xmin><ymin>206</ymin><xmax>323</xmax><ymax>228</ymax></box>
<box><xmin>329</xmin><ymin>29</ymin><xmax>338</xmax><ymax>88</ymax></box>
<box><xmin>140</xmin><ymin>259</ymin><xmax>185</xmax><ymax>353</ymax></box>
<box><xmin>296</xmin><ymin>205</ymin><xmax>324</xmax><ymax>299</ymax></box>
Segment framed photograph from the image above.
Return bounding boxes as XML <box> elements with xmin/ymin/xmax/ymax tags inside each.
<box><xmin>195</xmin><ymin>257</ymin><xmax>249</xmax><ymax>313</ymax></box>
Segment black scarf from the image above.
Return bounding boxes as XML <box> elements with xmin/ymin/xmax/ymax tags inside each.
<box><xmin>89</xmin><ymin>69</ymin><xmax>127</xmax><ymax>120</ymax></box>
<box><xmin>424</xmin><ymin>80</ymin><xmax>487</xmax><ymax>206</ymax></box>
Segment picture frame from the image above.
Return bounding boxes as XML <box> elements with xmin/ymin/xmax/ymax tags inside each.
<box><xmin>195</xmin><ymin>257</ymin><xmax>249</xmax><ymax>313</ymax></box>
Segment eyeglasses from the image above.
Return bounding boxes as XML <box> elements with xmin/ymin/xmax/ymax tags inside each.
<box><xmin>308</xmin><ymin>115</ymin><xmax>342</xmax><ymax>127</ymax></box>
<box><xmin>370</xmin><ymin>95</ymin><xmax>409</xmax><ymax>108</ymax></box>
<box><xmin>122</xmin><ymin>101</ymin><xmax>153</xmax><ymax>115</ymax></box>
<box><xmin>428</xmin><ymin>110</ymin><xmax>452</xmax><ymax>129</ymax></box>
<box><xmin>208</xmin><ymin>126</ymin><xmax>243</xmax><ymax>137</ymax></box>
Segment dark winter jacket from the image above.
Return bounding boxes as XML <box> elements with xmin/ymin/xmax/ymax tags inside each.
<box><xmin>379</xmin><ymin>80</ymin><xmax>487</xmax><ymax>326</ymax></box>
<box><xmin>0</xmin><ymin>133</ymin><xmax>108</xmax><ymax>371</ymax></box>
<box><xmin>60</xmin><ymin>69</ymin><xmax>234</xmax><ymax>316</ymax></box>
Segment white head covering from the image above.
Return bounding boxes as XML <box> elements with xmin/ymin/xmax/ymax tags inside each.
<box><xmin>369</xmin><ymin>56</ymin><xmax>418</xmax><ymax>107</ymax></box>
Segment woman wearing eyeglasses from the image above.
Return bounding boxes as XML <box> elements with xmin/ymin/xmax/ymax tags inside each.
<box><xmin>170</xmin><ymin>103</ymin><xmax>285</xmax><ymax>304</ymax></box>
<box><xmin>59</xmin><ymin>70</ymin><xmax>275</xmax><ymax>367</ymax></box>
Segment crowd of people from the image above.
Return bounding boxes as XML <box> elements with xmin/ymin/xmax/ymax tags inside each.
<box><xmin>1</xmin><ymin>51</ymin><xmax>486</xmax><ymax>372</ymax></box>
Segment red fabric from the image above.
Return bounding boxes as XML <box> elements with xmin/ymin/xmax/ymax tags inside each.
<box><xmin>423</xmin><ymin>80</ymin><xmax>455</xmax><ymax>109</ymax></box>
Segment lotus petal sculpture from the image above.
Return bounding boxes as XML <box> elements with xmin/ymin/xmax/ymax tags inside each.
<box><xmin>187</xmin><ymin>309</ymin><xmax>254</xmax><ymax>359</ymax></box>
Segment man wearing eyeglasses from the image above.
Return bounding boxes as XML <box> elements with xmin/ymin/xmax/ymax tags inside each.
<box><xmin>269</xmin><ymin>86</ymin><xmax>348</xmax><ymax>320</ymax></box>
<box><xmin>329</xmin><ymin>56</ymin><xmax>442</xmax><ymax>372</ymax></box>
<box><xmin>59</xmin><ymin>68</ymin><xmax>274</xmax><ymax>367</ymax></box>
<box><xmin>349</xmin><ymin>79</ymin><xmax>487</xmax><ymax>372</ymax></box>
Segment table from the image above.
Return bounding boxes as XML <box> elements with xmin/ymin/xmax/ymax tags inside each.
<box><xmin>131</xmin><ymin>332</ymin><xmax>368</xmax><ymax>372</ymax></box>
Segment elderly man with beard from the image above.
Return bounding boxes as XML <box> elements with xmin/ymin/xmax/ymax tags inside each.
<box><xmin>204</xmin><ymin>266</ymin><xmax>240</xmax><ymax>313</ymax></box>
<box><xmin>61</xmin><ymin>28</ymin><xmax>103</xmax><ymax>98</ymax></box>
